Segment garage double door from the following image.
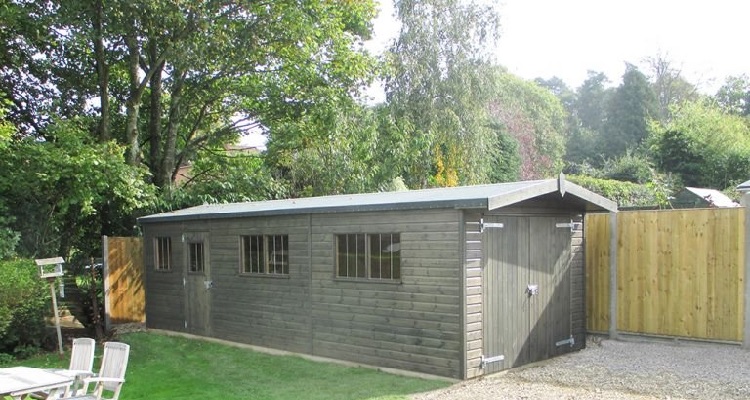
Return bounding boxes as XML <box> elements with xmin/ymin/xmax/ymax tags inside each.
<box><xmin>482</xmin><ymin>215</ymin><xmax>574</xmax><ymax>373</ymax></box>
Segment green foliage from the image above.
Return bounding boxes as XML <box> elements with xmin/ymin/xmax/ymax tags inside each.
<box><xmin>487</xmin><ymin>70</ymin><xmax>567</xmax><ymax>179</ymax></box>
<box><xmin>0</xmin><ymin>259</ymin><xmax>49</xmax><ymax>358</ymax></box>
<box><xmin>166</xmin><ymin>150</ymin><xmax>288</xmax><ymax>208</ymax></box>
<box><xmin>265</xmin><ymin>100</ymin><xmax>383</xmax><ymax>197</ymax></box>
<box><xmin>0</xmin><ymin>119</ymin><xmax>153</xmax><ymax>257</ymax></box>
<box><xmin>488</xmin><ymin>128</ymin><xmax>521</xmax><ymax>182</ymax></box>
<box><xmin>715</xmin><ymin>75</ymin><xmax>750</xmax><ymax>116</ymax></box>
<box><xmin>600</xmin><ymin>151</ymin><xmax>654</xmax><ymax>184</ymax></box>
<box><xmin>648</xmin><ymin>100</ymin><xmax>750</xmax><ymax>190</ymax></box>
<box><xmin>603</xmin><ymin>64</ymin><xmax>658</xmax><ymax>159</ymax></box>
<box><xmin>567</xmin><ymin>175</ymin><xmax>659</xmax><ymax>208</ymax></box>
<box><xmin>384</xmin><ymin>0</ymin><xmax>501</xmax><ymax>187</ymax></box>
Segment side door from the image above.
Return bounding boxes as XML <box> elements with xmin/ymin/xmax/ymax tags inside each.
<box><xmin>183</xmin><ymin>232</ymin><xmax>211</xmax><ymax>336</ymax></box>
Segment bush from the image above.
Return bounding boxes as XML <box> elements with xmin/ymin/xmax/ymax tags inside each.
<box><xmin>568</xmin><ymin>174</ymin><xmax>659</xmax><ymax>208</ymax></box>
<box><xmin>0</xmin><ymin>259</ymin><xmax>49</xmax><ymax>358</ymax></box>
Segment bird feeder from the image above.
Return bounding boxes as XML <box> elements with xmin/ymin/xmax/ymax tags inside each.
<box><xmin>35</xmin><ymin>257</ymin><xmax>65</xmax><ymax>279</ymax></box>
<box><xmin>34</xmin><ymin>257</ymin><xmax>65</xmax><ymax>355</ymax></box>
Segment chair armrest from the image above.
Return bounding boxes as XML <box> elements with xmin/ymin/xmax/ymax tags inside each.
<box><xmin>81</xmin><ymin>376</ymin><xmax>125</xmax><ymax>385</ymax></box>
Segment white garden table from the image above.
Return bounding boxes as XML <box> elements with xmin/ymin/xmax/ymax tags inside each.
<box><xmin>0</xmin><ymin>366</ymin><xmax>73</xmax><ymax>399</ymax></box>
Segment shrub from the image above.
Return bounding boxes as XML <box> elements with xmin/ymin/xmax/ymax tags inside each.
<box><xmin>568</xmin><ymin>174</ymin><xmax>659</xmax><ymax>208</ymax></box>
<box><xmin>0</xmin><ymin>259</ymin><xmax>49</xmax><ymax>358</ymax></box>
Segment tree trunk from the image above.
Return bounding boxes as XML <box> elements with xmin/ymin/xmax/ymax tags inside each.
<box><xmin>148</xmin><ymin>39</ymin><xmax>165</xmax><ymax>186</ymax></box>
<box><xmin>162</xmin><ymin>68</ymin><xmax>185</xmax><ymax>186</ymax></box>
<box><xmin>92</xmin><ymin>0</ymin><xmax>110</xmax><ymax>142</ymax></box>
<box><xmin>125</xmin><ymin>30</ymin><xmax>142</xmax><ymax>165</ymax></box>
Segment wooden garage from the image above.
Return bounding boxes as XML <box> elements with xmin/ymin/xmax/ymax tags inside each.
<box><xmin>138</xmin><ymin>175</ymin><xmax>616</xmax><ymax>379</ymax></box>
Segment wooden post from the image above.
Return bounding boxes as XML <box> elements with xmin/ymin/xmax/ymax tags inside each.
<box><xmin>49</xmin><ymin>278</ymin><xmax>64</xmax><ymax>355</ymax></box>
<box><xmin>741</xmin><ymin>193</ymin><xmax>750</xmax><ymax>349</ymax></box>
<box><xmin>103</xmin><ymin>235</ymin><xmax>111</xmax><ymax>332</ymax></box>
<box><xmin>609</xmin><ymin>211</ymin><xmax>618</xmax><ymax>339</ymax></box>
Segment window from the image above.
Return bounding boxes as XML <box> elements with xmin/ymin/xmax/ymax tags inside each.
<box><xmin>336</xmin><ymin>233</ymin><xmax>400</xmax><ymax>280</ymax></box>
<box><xmin>188</xmin><ymin>242</ymin><xmax>205</xmax><ymax>273</ymax></box>
<box><xmin>155</xmin><ymin>237</ymin><xmax>171</xmax><ymax>271</ymax></box>
<box><xmin>240</xmin><ymin>235</ymin><xmax>289</xmax><ymax>275</ymax></box>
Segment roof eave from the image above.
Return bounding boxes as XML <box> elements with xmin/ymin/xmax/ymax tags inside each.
<box><xmin>486</xmin><ymin>176</ymin><xmax>618</xmax><ymax>212</ymax></box>
<box><xmin>137</xmin><ymin>198</ymin><xmax>489</xmax><ymax>224</ymax></box>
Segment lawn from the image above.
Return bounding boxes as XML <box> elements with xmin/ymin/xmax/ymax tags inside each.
<box><xmin>3</xmin><ymin>332</ymin><xmax>451</xmax><ymax>400</ymax></box>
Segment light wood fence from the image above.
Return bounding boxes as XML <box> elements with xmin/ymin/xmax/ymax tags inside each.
<box><xmin>585</xmin><ymin>208</ymin><xmax>745</xmax><ymax>342</ymax></box>
<box><xmin>103</xmin><ymin>236</ymin><xmax>145</xmax><ymax>327</ymax></box>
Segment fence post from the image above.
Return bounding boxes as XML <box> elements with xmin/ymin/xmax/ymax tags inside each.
<box><xmin>609</xmin><ymin>211</ymin><xmax>618</xmax><ymax>339</ymax></box>
<box><xmin>102</xmin><ymin>235</ymin><xmax>111</xmax><ymax>333</ymax></box>
<box><xmin>741</xmin><ymin>193</ymin><xmax>750</xmax><ymax>349</ymax></box>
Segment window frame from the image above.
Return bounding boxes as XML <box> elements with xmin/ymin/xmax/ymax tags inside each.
<box><xmin>154</xmin><ymin>236</ymin><xmax>172</xmax><ymax>271</ymax></box>
<box><xmin>239</xmin><ymin>234</ymin><xmax>289</xmax><ymax>276</ymax></box>
<box><xmin>187</xmin><ymin>240</ymin><xmax>205</xmax><ymax>274</ymax></box>
<box><xmin>335</xmin><ymin>233</ymin><xmax>401</xmax><ymax>282</ymax></box>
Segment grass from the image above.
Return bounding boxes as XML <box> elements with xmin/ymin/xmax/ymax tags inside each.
<box><xmin>3</xmin><ymin>332</ymin><xmax>451</xmax><ymax>400</ymax></box>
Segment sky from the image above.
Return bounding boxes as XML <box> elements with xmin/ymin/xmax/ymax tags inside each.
<box><xmin>365</xmin><ymin>0</ymin><xmax>750</xmax><ymax>96</ymax></box>
<box><xmin>246</xmin><ymin>0</ymin><xmax>750</xmax><ymax>146</ymax></box>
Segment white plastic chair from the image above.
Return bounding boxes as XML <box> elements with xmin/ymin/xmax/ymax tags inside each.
<box><xmin>61</xmin><ymin>341</ymin><xmax>130</xmax><ymax>400</ymax></box>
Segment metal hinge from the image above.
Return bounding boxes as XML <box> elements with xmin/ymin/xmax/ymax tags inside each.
<box><xmin>183</xmin><ymin>277</ymin><xmax>186</xmax><ymax>287</ymax></box>
<box><xmin>480</xmin><ymin>218</ymin><xmax>504</xmax><ymax>233</ymax></box>
<box><xmin>480</xmin><ymin>354</ymin><xmax>505</xmax><ymax>368</ymax></box>
<box><xmin>555</xmin><ymin>220</ymin><xmax>583</xmax><ymax>232</ymax></box>
<box><xmin>184</xmin><ymin>320</ymin><xmax>188</xmax><ymax>329</ymax></box>
<box><xmin>555</xmin><ymin>335</ymin><xmax>575</xmax><ymax>347</ymax></box>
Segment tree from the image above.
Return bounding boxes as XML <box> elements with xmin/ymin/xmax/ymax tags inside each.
<box><xmin>715</xmin><ymin>75</ymin><xmax>750</xmax><ymax>117</ymax></box>
<box><xmin>648</xmin><ymin>100</ymin><xmax>750</xmax><ymax>189</ymax></box>
<box><xmin>487</xmin><ymin>71</ymin><xmax>567</xmax><ymax>180</ymax></box>
<box><xmin>0</xmin><ymin>118</ymin><xmax>152</xmax><ymax>258</ymax></box>
<box><xmin>384</xmin><ymin>0</ymin><xmax>501</xmax><ymax>187</ymax></box>
<box><xmin>644</xmin><ymin>53</ymin><xmax>699</xmax><ymax>122</ymax></box>
<box><xmin>564</xmin><ymin>71</ymin><xmax>613</xmax><ymax>166</ymax></box>
<box><xmin>1</xmin><ymin>0</ymin><xmax>379</xmax><ymax>189</ymax></box>
<box><xmin>603</xmin><ymin>64</ymin><xmax>658</xmax><ymax>159</ymax></box>
<box><xmin>265</xmin><ymin>99</ymin><xmax>383</xmax><ymax>197</ymax></box>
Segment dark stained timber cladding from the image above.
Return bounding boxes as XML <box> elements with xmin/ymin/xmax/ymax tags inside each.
<box><xmin>309</xmin><ymin>209</ymin><xmax>463</xmax><ymax>379</ymax></box>
<box><xmin>143</xmin><ymin>223</ymin><xmax>186</xmax><ymax>331</ymax></box>
<box><xmin>208</xmin><ymin>215</ymin><xmax>312</xmax><ymax>352</ymax></box>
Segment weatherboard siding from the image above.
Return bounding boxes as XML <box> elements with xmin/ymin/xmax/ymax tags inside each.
<box><xmin>463</xmin><ymin>212</ymin><xmax>484</xmax><ymax>379</ymax></box>
<box><xmin>309</xmin><ymin>209</ymin><xmax>463</xmax><ymax>378</ymax></box>
<box><xmin>143</xmin><ymin>222</ymin><xmax>187</xmax><ymax>332</ymax></box>
<box><xmin>207</xmin><ymin>215</ymin><xmax>312</xmax><ymax>354</ymax></box>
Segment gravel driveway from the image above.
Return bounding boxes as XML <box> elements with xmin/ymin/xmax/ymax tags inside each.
<box><xmin>411</xmin><ymin>337</ymin><xmax>750</xmax><ymax>399</ymax></box>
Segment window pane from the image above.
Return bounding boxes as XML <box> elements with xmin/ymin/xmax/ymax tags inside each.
<box><xmin>355</xmin><ymin>234</ymin><xmax>366</xmax><ymax>278</ymax></box>
<box><xmin>189</xmin><ymin>242</ymin><xmax>204</xmax><ymax>273</ymax></box>
<box><xmin>155</xmin><ymin>237</ymin><xmax>171</xmax><ymax>271</ymax></box>
<box><xmin>371</xmin><ymin>234</ymin><xmax>400</xmax><ymax>280</ymax></box>
<box><xmin>390</xmin><ymin>234</ymin><xmax>401</xmax><ymax>279</ymax></box>
<box><xmin>268</xmin><ymin>235</ymin><xmax>288</xmax><ymax>275</ymax></box>
<box><xmin>337</xmin><ymin>235</ymin><xmax>348</xmax><ymax>277</ymax></box>
<box><xmin>336</xmin><ymin>234</ymin><xmax>366</xmax><ymax>278</ymax></box>
<box><xmin>251</xmin><ymin>236</ymin><xmax>264</xmax><ymax>273</ymax></box>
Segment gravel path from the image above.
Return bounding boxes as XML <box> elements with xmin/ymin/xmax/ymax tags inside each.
<box><xmin>411</xmin><ymin>337</ymin><xmax>750</xmax><ymax>399</ymax></box>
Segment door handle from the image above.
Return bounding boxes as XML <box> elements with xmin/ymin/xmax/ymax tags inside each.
<box><xmin>526</xmin><ymin>284</ymin><xmax>539</xmax><ymax>296</ymax></box>
<box><xmin>204</xmin><ymin>280</ymin><xmax>213</xmax><ymax>290</ymax></box>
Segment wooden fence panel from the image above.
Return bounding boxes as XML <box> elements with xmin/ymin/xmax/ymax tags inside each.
<box><xmin>104</xmin><ymin>236</ymin><xmax>145</xmax><ymax>325</ymax></box>
<box><xmin>584</xmin><ymin>213</ymin><xmax>610</xmax><ymax>333</ymax></box>
<box><xmin>585</xmin><ymin>208</ymin><xmax>745</xmax><ymax>342</ymax></box>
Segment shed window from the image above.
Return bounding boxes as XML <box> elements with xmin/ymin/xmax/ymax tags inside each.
<box><xmin>336</xmin><ymin>233</ymin><xmax>400</xmax><ymax>281</ymax></box>
<box><xmin>154</xmin><ymin>237</ymin><xmax>171</xmax><ymax>271</ymax></box>
<box><xmin>240</xmin><ymin>235</ymin><xmax>289</xmax><ymax>275</ymax></box>
<box><xmin>188</xmin><ymin>242</ymin><xmax>205</xmax><ymax>273</ymax></box>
